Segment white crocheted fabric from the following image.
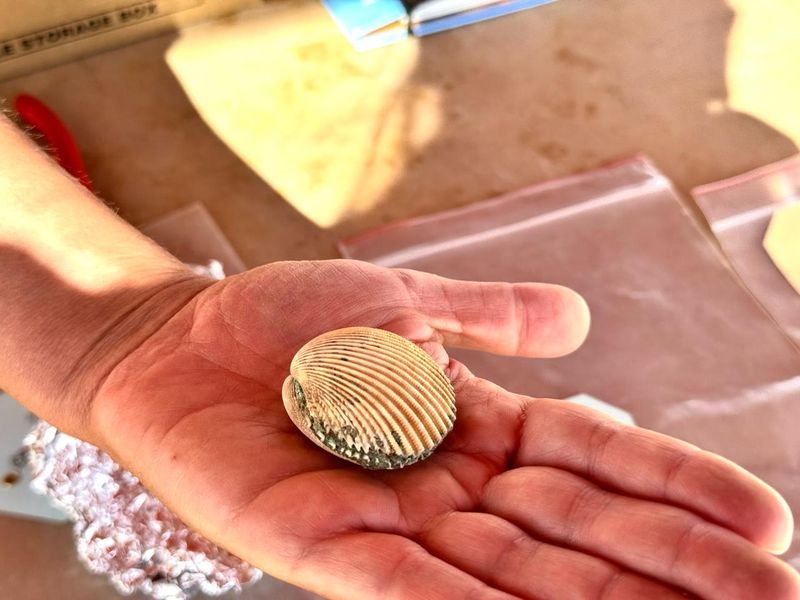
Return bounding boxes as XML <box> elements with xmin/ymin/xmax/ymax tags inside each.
<box><xmin>25</xmin><ymin>422</ymin><xmax>262</xmax><ymax>599</ymax></box>
<box><xmin>23</xmin><ymin>260</ymin><xmax>262</xmax><ymax>600</ymax></box>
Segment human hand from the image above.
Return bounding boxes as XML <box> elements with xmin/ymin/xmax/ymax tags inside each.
<box><xmin>87</xmin><ymin>260</ymin><xmax>798</xmax><ymax>599</ymax></box>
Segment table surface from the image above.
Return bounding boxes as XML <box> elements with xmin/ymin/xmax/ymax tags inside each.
<box><xmin>0</xmin><ymin>0</ymin><xmax>797</xmax><ymax>597</ymax></box>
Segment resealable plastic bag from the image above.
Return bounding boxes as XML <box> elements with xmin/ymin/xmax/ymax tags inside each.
<box><xmin>693</xmin><ymin>155</ymin><xmax>800</xmax><ymax>347</ymax></box>
<box><xmin>340</xmin><ymin>156</ymin><xmax>800</xmax><ymax>567</ymax></box>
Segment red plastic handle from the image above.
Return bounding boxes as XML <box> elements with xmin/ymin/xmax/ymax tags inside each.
<box><xmin>14</xmin><ymin>94</ymin><xmax>93</xmax><ymax>192</ymax></box>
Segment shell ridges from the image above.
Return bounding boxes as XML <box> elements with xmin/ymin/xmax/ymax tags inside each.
<box><xmin>282</xmin><ymin>327</ymin><xmax>456</xmax><ymax>469</ymax></box>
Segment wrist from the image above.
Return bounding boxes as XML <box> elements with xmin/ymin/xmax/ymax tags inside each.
<box><xmin>65</xmin><ymin>270</ymin><xmax>214</xmax><ymax>446</ymax></box>
<box><xmin>1</xmin><ymin>259</ymin><xmax>213</xmax><ymax>445</ymax></box>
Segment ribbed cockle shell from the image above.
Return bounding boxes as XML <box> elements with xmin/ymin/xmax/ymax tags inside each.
<box><xmin>282</xmin><ymin>327</ymin><xmax>456</xmax><ymax>469</ymax></box>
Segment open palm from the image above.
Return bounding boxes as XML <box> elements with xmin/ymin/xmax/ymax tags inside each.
<box><xmin>92</xmin><ymin>260</ymin><xmax>798</xmax><ymax>600</ymax></box>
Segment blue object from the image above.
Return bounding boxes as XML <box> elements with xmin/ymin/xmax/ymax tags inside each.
<box><xmin>322</xmin><ymin>0</ymin><xmax>410</xmax><ymax>50</ymax></box>
<box><xmin>410</xmin><ymin>0</ymin><xmax>558</xmax><ymax>36</ymax></box>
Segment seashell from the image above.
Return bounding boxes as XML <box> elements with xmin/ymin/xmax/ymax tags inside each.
<box><xmin>282</xmin><ymin>327</ymin><xmax>456</xmax><ymax>470</ymax></box>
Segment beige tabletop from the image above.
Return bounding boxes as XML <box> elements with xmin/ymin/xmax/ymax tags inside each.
<box><xmin>0</xmin><ymin>0</ymin><xmax>798</xmax><ymax>598</ymax></box>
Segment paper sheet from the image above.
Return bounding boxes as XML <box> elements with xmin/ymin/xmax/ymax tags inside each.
<box><xmin>764</xmin><ymin>202</ymin><xmax>800</xmax><ymax>295</ymax></box>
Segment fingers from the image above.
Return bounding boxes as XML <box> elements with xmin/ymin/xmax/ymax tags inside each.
<box><xmin>391</xmin><ymin>268</ymin><xmax>590</xmax><ymax>358</ymax></box>
<box><xmin>288</xmin><ymin>532</ymin><xmax>519</xmax><ymax>600</ymax></box>
<box><xmin>420</xmin><ymin>511</ymin><xmax>686</xmax><ymax>600</ymax></box>
<box><xmin>516</xmin><ymin>397</ymin><xmax>794</xmax><ymax>553</ymax></box>
<box><xmin>482</xmin><ymin>467</ymin><xmax>800</xmax><ymax>600</ymax></box>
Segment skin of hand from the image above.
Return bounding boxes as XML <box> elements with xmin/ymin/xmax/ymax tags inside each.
<box><xmin>87</xmin><ymin>260</ymin><xmax>799</xmax><ymax>600</ymax></box>
<box><xmin>0</xmin><ymin>114</ymin><xmax>797</xmax><ymax>599</ymax></box>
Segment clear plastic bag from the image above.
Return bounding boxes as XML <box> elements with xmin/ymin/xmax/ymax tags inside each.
<box><xmin>340</xmin><ymin>156</ymin><xmax>800</xmax><ymax>567</ymax></box>
<box><xmin>692</xmin><ymin>155</ymin><xmax>800</xmax><ymax>347</ymax></box>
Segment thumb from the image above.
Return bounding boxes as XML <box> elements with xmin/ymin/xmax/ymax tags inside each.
<box><xmin>391</xmin><ymin>268</ymin><xmax>591</xmax><ymax>358</ymax></box>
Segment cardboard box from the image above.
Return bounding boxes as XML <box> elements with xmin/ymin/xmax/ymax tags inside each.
<box><xmin>0</xmin><ymin>0</ymin><xmax>260</xmax><ymax>81</ymax></box>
